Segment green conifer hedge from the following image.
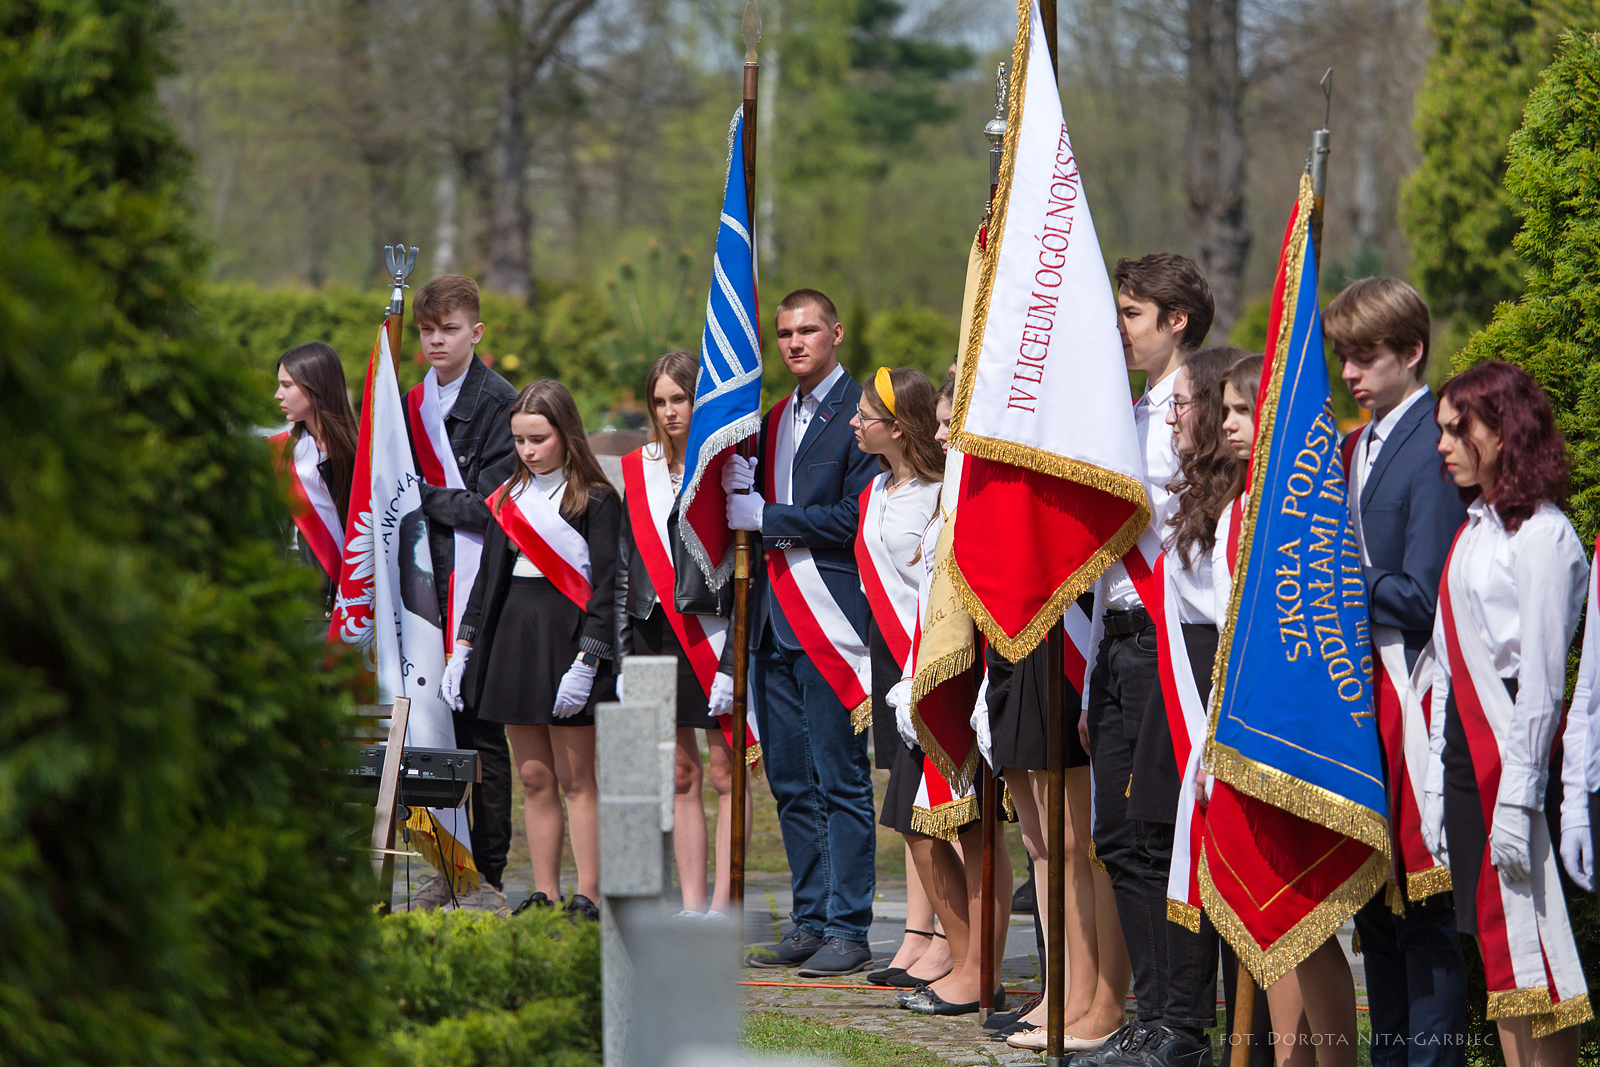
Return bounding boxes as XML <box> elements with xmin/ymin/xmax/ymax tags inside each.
<box><xmin>0</xmin><ymin>1</ymin><xmax>382</xmax><ymax>1061</ymax></box>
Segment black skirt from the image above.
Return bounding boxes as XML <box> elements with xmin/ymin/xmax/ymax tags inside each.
<box><xmin>869</xmin><ymin>621</ymin><xmax>905</xmax><ymax>770</ymax></box>
<box><xmin>629</xmin><ymin>606</ymin><xmax>716</xmax><ymax>729</ymax></box>
<box><xmin>985</xmin><ymin>641</ymin><xmax>1090</xmax><ymax>772</ymax></box>
<box><xmin>880</xmin><ymin>738</ymin><xmax>924</xmax><ymax>834</ymax></box>
<box><xmin>477</xmin><ymin>577</ymin><xmax>614</xmax><ymax>727</ymax></box>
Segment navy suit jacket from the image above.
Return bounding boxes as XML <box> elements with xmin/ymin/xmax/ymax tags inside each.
<box><xmin>1353</xmin><ymin>390</ymin><xmax>1468</xmax><ymax>664</ymax></box>
<box><xmin>753</xmin><ymin>370</ymin><xmax>879</xmax><ymax>652</ymax></box>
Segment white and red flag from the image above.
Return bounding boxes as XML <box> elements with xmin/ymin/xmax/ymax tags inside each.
<box><xmin>330</xmin><ymin>322</ymin><xmax>479</xmax><ymax>890</ymax></box>
<box><xmin>946</xmin><ymin>0</ymin><xmax>1150</xmax><ymax>660</ymax></box>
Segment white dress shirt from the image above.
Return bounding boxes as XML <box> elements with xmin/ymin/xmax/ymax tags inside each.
<box><xmin>1169</xmin><ymin>539</ymin><xmax>1217</xmax><ymax>625</ymax></box>
<box><xmin>1561</xmin><ymin>557</ymin><xmax>1599</xmax><ymax>831</ymax></box>
<box><xmin>1354</xmin><ymin>385</ymin><xmax>1429</xmax><ymax>483</ymax></box>
<box><xmin>511</xmin><ymin>470</ymin><xmax>567</xmax><ymax>577</ymax></box>
<box><xmin>868</xmin><ymin>474</ymin><xmax>942</xmax><ymax>599</ymax></box>
<box><xmin>1102</xmin><ymin>370</ymin><xmax>1182</xmax><ymax>611</ymax></box>
<box><xmin>782</xmin><ymin>362</ymin><xmax>848</xmax><ymax>504</ymax></box>
<box><xmin>437</xmin><ymin>370</ymin><xmax>467</xmax><ymax>419</ymax></box>
<box><xmin>1427</xmin><ymin>499</ymin><xmax>1588</xmax><ymax>812</ymax></box>
<box><xmin>1211</xmin><ymin>495</ymin><xmax>1245</xmax><ymax>627</ymax></box>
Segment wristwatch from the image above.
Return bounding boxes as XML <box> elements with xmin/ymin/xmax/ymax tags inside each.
<box><xmin>578</xmin><ymin>651</ymin><xmax>602</xmax><ymax>669</ymax></box>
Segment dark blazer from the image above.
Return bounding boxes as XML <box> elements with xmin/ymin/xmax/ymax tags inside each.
<box><xmin>457</xmin><ymin>485</ymin><xmax>620</xmax><ymax>713</ymax></box>
<box><xmin>752</xmin><ymin>370</ymin><xmax>879</xmax><ymax>652</ymax></box>
<box><xmin>1351</xmin><ymin>390</ymin><xmax>1468</xmax><ymax>665</ymax></box>
<box><xmin>615</xmin><ymin>493</ymin><xmax>731</xmax><ymax>658</ymax></box>
<box><xmin>403</xmin><ymin>356</ymin><xmax>519</xmax><ymax>623</ymax></box>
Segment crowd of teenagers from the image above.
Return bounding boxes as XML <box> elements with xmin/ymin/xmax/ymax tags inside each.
<box><xmin>273</xmin><ymin>264</ymin><xmax>1600</xmax><ymax>1066</ymax></box>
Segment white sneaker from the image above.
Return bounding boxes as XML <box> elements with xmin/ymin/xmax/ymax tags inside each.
<box><xmin>700</xmin><ymin>910</ymin><xmax>732</xmax><ymax>923</ymax></box>
<box><xmin>403</xmin><ymin>873</ymin><xmax>458</xmax><ymax>912</ymax></box>
<box><xmin>673</xmin><ymin>909</ymin><xmax>704</xmax><ymax>921</ymax></box>
<box><xmin>446</xmin><ymin>881</ymin><xmax>510</xmax><ymax>918</ymax></box>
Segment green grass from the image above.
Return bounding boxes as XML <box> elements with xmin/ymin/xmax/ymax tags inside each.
<box><xmin>744</xmin><ymin>1012</ymin><xmax>951</xmax><ymax>1066</ymax></box>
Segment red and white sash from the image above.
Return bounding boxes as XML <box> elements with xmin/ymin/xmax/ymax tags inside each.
<box><xmin>1153</xmin><ymin>545</ymin><xmax>1210</xmax><ymax>931</ymax></box>
<box><xmin>272</xmin><ymin>430</ymin><xmax>344</xmax><ymax>579</ymax></box>
<box><xmin>856</xmin><ymin>473</ymin><xmax>919</xmax><ymax>672</ymax></box>
<box><xmin>486</xmin><ymin>477</ymin><xmax>592</xmax><ymax>611</ymax></box>
<box><xmin>407</xmin><ymin>372</ymin><xmax>483</xmax><ymax>654</ymax></box>
<box><xmin>621</xmin><ymin>448</ymin><xmax>760</xmax><ymax>764</ymax></box>
<box><xmin>1439</xmin><ymin>542</ymin><xmax>1591</xmax><ymax>1036</ymax></box>
<box><xmin>1346</xmin><ymin>425</ymin><xmax>1451</xmax><ymax>900</ymax></box>
<box><xmin>763</xmin><ymin>395</ymin><xmax>872</xmax><ymax>729</ymax></box>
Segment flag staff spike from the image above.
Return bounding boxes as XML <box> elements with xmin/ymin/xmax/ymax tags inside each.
<box><xmin>383</xmin><ymin>243</ymin><xmax>419</xmax><ymax>360</ymax></box>
<box><xmin>728</xmin><ymin>0</ymin><xmax>761</xmax><ymax>910</ymax></box>
<box><xmin>1309</xmin><ymin>68</ymin><xmax>1332</xmax><ymax>265</ymax></box>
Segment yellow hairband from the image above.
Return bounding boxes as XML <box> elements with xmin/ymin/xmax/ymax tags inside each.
<box><xmin>873</xmin><ymin>367</ymin><xmax>897</xmax><ymax>417</ymax></box>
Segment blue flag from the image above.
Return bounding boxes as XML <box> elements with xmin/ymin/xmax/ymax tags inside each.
<box><xmin>1201</xmin><ymin>175</ymin><xmax>1391</xmax><ymax>985</ymax></box>
<box><xmin>678</xmin><ymin>108</ymin><xmax>762</xmax><ymax>587</ymax></box>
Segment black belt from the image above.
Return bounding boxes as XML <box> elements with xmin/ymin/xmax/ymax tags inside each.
<box><xmin>1102</xmin><ymin>608</ymin><xmax>1153</xmax><ymax>637</ymax></box>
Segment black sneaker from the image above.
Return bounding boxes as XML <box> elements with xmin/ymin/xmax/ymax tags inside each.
<box><xmin>511</xmin><ymin>891</ymin><xmax>555</xmax><ymax>917</ymax></box>
<box><xmin>564</xmin><ymin>893</ymin><xmax>600</xmax><ymax>922</ymax></box>
<box><xmin>794</xmin><ymin>936</ymin><xmax>874</xmax><ymax>977</ymax></box>
<box><xmin>1107</xmin><ymin>1026</ymin><xmax>1212</xmax><ymax>1067</ymax></box>
<box><xmin>1065</xmin><ymin>1022</ymin><xmax>1149</xmax><ymax>1067</ymax></box>
<box><xmin>745</xmin><ymin>926</ymin><xmax>825</xmax><ymax>968</ymax></box>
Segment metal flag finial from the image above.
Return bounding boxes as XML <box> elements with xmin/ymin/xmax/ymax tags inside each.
<box><xmin>741</xmin><ymin>0</ymin><xmax>761</xmax><ymax>63</ymax></box>
<box><xmin>383</xmin><ymin>244</ymin><xmax>419</xmax><ymax>316</ymax></box>
<box><xmin>1320</xmin><ymin>68</ymin><xmax>1333</xmax><ymax>130</ymax></box>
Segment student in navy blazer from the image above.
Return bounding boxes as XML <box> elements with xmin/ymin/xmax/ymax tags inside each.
<box><xmin>1329</xmin><ymin>279</ymin><xmax>1469</xmax><ymax>1067</ymax></box>
<box><xmin>722</xmin><ymin>289</ymin><xmax>880</xmax><ymax>976</ymax></box>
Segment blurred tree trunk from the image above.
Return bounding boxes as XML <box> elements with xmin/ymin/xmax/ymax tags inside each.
<box><xmin>480</xmin><ymin>0</ymin><xmax>604</xmax><ymax>304</ymax></box>
<box><xmin>1185</xmin><ymin>0</ymin><xmax>1248</xmax><ymax>339</ymax></box>
<box><xmin>333</xmin><ymin>0</ymin><xmax>411</xmax><ymax>287</ymax></box>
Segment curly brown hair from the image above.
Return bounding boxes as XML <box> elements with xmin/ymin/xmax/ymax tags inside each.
<box><xmin>1437</xmin><ymin>361</ymin><xmax>1569</xmax><ymax>533</ymax></box>
<box><xmin>1166</xmin><ymin>347</ymin><xmax>1254</xmax><ymax>567</ymax></box>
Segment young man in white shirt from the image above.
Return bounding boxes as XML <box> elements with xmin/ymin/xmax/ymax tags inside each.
<box><xmin>1078</xmin><ymin>254</ymin><xmax>1216</xmax><ymax>1067</ymax></box>
<box><xmin>1328</xmin><ymin>277</ymin><xmax>1468</xmax><ymax>1067</ymax></box>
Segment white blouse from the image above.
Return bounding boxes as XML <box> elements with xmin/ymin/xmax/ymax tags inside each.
<box><xmin>1426</xmin><ymin>499</ymin><xmax>1588</xmax><ymax>811</ymax></box>
<box><xmin>1167</xmin><ymin>531</ymin><xmax>1217</xmax><ymax>626</ymax></box>
<box><xmin>1211</xmin><ymin>495</ymin><xmax>1246</xmax><ymax>627</ymax></box>
<box><xmin>868</xmin><ymin>474</ymin><xmax>942</xmax><ymax>600</ymax></box>
<box><xmin>511</xmin><ymin>470</ymin><xmax>568</xmax><ymax>578</ymax></box>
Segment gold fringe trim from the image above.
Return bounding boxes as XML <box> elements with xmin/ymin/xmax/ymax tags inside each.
<box><xmin>950</xmin><ymin>505</ymin><xmax>1145</xmax><ymax>663</ymax></box>
<box><xmin>1002</xmin><ymin>781</ymin><xmax>1017</xmax><ymax>821</ymax></box>
<box><xmin>1207</xmin><ymin>173</ymin><xmax>1315</xmax><ymax>743</ymax></box>
<box><xmin>1168</xmin><ymin>898</ymin><xmax>1202</xmax><ymax>933</ymax></box>
<box><xmin>746</xmin><ymin>742</ymin><xmax>765</xmax><ymax>781</ymax></box>
<box><xmin>851</xmin><ymin>698</ymin><xmax>872</xmax><ymax>735</ymax></box>
<box><xmin>911</xmin><ymin>793</ymin><xmax>979</xmax><ymax>842</ymax></box>
<box><xmin>1206</xmin><ymin>743</ymin><xmax>1391</xmax><ymax>857</ymax></box>
<box><xmin>403</xmin><ymin>808</ymin><xmax>481</xmax><ymax>894</ymax></box>
<box><xmin>1536</xmin><ymin>993</ymin><xmax>1593</xmax><ymax>1039</ymax></box>
<box><xmin>1387</xmin><ymin>880</ymin><xmax>1405</xmax><ymax>915</ymax></box>
<box><xmin>1199</xmin><ymin>839</ymin><xmax>1387</xmax><ymax>988</ymax></box>
<box><xmin>1483</xmin><ymin>986</ymin><xmax>1592</xmax><ymax>1035</ymax></box>
<box><xmin>1088</xmin><ymin>835</ymin><xmax>1107</xmax><ymax>874</ymax></box>
<box><xmin>1406</xmin><ymin>864</ymin><xmax>1451</xmax><ymax>901</ymax></box>
<box><xmin>910</xmin><ymin>644</ymin><xmax>980</xmax><ymax>794</ymax></box>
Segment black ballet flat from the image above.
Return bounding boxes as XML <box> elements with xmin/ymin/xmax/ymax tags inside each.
<box><xmin>906</xmin><ymin>988</ymin><xmax>1007</xmax><ymax>1017</ymax></box>
<box><xmin>866</xmin><ymin>965</ymin><xmax>908</xmax><ymax>986</ymax></box>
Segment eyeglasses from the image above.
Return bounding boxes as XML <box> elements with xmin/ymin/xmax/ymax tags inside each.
<box><xmin>855</xmin><ymin>411</ymin><xmax>894</xmax><ymax>424</ymax></box>
<box><xmin>1167</xmin><ymin>397</ymin><xmax>1196</xmax><ymax>413</ymax></box>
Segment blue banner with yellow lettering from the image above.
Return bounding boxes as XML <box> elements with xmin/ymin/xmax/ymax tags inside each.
<box><xmin>1200</xmin><ymin>174</ymin><xmax>1391</xmax><ymax>986</ymax></box>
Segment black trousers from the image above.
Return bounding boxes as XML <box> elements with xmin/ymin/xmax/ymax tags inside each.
<box><xmin>1352</xmin><ymin>893</ymin><xmax>1466</xmax><ymax>1067</ymax></box>
<box><xmin>453</xmin><ymin>710</ymin><xmax>512</xmax><ymax>888</ymax></box>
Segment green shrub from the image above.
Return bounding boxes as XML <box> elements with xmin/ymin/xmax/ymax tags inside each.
<box><xmin>0</xmin><ymin>0</ymin><xmax>382</xmax><ymax>1062</ymax></box>
<box><xmin>862</xmin><ymin>303</ymin><xmax>958</xmax><ymax>382</ymax></box>
<box><xmin>376</xmin><ymin>910</ymin><xmax>601</xmax><ymax>1067</ymax></box>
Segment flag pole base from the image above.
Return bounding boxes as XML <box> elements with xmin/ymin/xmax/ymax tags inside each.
<box><xmin>978</xmin><ymin>1008</ymin><xmax>992</xmax><ymax>1024</ymax></box>
<box><xmin>1047</xmin><ymin>1057</ymin><xmax>1065</xmax><ymax>1067</ymax></box>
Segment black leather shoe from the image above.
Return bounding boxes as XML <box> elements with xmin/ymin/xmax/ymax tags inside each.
<box><xmin>512</xmin><ymin>891</ymin><xmax>554</xmax><ymax>916</ymax></box>
<box><xmin>745</xmin><ymin>926</ymin><xmax>825</xmax><ymax>968</ymax></box>
<box><xmin>1104</xmin><ymin>1026</ymin><xmax>1212</xmax><ymax>1067</ymax></box>
<box><xmin>795</xmin><ymin>936</ymin><xmax>873</xmax><ymax>977</ymax></box>
<box><xmin>906</xmin><ymin>987</ymin><xmax>1007</xmax><ymax>1017</ymax></box>
<box><xmin>983</xmin><ymin>989</ymin><xmax>1043</xmax><ymax>1029</ymax></box>
<box><xmin>564</xmin><ymin>893</ymin><xmax>600</xmax><ymax>922</ymax></box>
<box><xmin>866</xmin><ymin>965</ymin><xmax>907</xmax><ymax>985</ymax></box>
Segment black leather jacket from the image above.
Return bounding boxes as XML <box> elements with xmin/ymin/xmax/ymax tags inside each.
<box><xmin>615</xmin><ymin>494</ymin><xmax>732</xmax><ymax>657</ymax></box>
<box><xmin>402</xmin><ymin>357</ymin><xmax>518</xmax><ymax>623</ymax></box>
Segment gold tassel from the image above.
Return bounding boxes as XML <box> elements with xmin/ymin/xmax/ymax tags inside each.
<box><xmin>403</xmin><ymin>808</ymin><xmax>481</xmax><ymax>894</ymax></box>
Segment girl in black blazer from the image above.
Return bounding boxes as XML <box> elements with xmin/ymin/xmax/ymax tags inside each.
<box><xmin>444</xmin><ymin>380</ymin><xmax>619</xmax><ymax>920</ymax></box>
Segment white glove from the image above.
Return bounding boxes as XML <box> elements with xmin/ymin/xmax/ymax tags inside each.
<box><xmin>615</xmin><ymin>671</ymin><xmax>625</xmax><ymax>702</ymax></box>
<box><xmin>726</xmin><ymin>491</ymin><xmax>765</xmax><ymax>531</ymax></box>
<box><xmin>1560</xmin><ymin>824</ymin><xmax>1594</xmax><ymax>891</ymax></box>
<box><xmin>721</xmin><ymin>454</ymin><xmax>758</xmax><ymax>493</ymax></box>
<box><xmin>1421</xmin><ymin>789</ymin><xmax>1446</xmax><ymax>860</ymax></box>
<box><xmin>709</xmin><ymin>671</ymin><xmax>735</xmax><ymax>716</ymax></box>
<box><xmin>888</xmin><ymin>679</ymin><xmax>916</xmax><ymax>746</ymax></box>
<box><xmin>552</xmin><ymin>658</ymin><xmax>597</xmax><ymax>719</ymax></box>
<box><xmin>969</xmin><ymin>688</ymin><xmax>993</xmax><ymax>770</ymax></box>
<box><xmin>440</xmin><ymin>645</ymin><xmax>471</xmax><ymax>711</ymax></box>
<box><xmin>1490</xmin><ymin>802</ymin><xmax>1533</xmax><ymax>883</ymax></box>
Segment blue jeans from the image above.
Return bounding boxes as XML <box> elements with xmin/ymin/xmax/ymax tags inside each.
<box><xmin>754</xmin><ymin>635</ymin><xmax>876</xmax><ymax>941</ymax></box>
<box><xmin>1352</xmin><ymin>893</ymin><xmax>1467</xmax><ymax>1067</ymax></box>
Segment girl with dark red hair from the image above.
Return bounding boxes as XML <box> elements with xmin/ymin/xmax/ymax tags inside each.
<box><xmin>1423</xmin><ymin>361</ymin><xmax>1591</xmax><ymax>1066</ymax></box>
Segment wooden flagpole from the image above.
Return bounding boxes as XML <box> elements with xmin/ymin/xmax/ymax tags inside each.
<box><xmin>728</xmin><ymin>0</ymin><xmax>762</xmax><ymax>909</ymax></box>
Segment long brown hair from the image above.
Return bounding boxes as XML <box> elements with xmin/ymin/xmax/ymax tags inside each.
<box><xmin>1222</xmin><ymin>353</ymin><xmax>1264</xmax><ymax>500</ymax></box>
<box><xmin>1166</xmin><ymin>347</ymin><xmax>1252</xmax><ymax>566</ymax></box>
<box><xmin>1437</xmin><ymin>360</ymin><xmax>1569</xmax><ymax>532</ymax></box>
<box><xmin>862</xmin><ymin>368</ymin><xmax>944</xmax><ymax>484</ymax></box>
<box><xmin>277</xmin><ymin>342</ymin><xmax>357</xmax><ymax>528</ymax></box>
<box><xmin>644</xmin><ymin>349</ymin><xmax>697</xmax><ymax>466</ymax></box>
<box><xmin>505</xmin><ymin>380</ymin><xmax>617</xmax><ymax>518</ymax></box>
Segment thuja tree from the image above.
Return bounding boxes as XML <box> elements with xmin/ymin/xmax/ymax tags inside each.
<box><xmin>1399</xmin><ymin>0</ymin><xmax>1598</xmax><ymax>331</ymax></box>
<box><xmin>0</xmin><ymin>2</ymin><xmax>381</xmax><ymax>1063</ymax></box>
<box><xmin>1454</xmin><ymin>30</ymin><xmax>1600</xmax><ymax>541</ymax></box>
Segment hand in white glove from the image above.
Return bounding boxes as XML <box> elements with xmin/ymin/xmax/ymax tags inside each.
<box><xmin>1421</xmin><ymin>789</ymin><xmax>1446</xmax><ymax>861</ymax></box>
<box><xmin>888</xmin><ymin>679</ymin><xmax>917</xmax><ymax>746</ymax></box>
<box><xmin>1490</xmin><ymin>802</ymin><xmax>1533</xmax><ymax>883</ymax></box>
<box><xmin>709</xmin><ymin>671</ymin><xmax>735</xmax><ymax>716</ymax></box>
<box><xmin>721</xmin><ymin>454</ymin><xmax>759</xmax><ymax>493</ymax></box>
<box><xmin>552</xmin><ymin>658</ymin><xmax>597</xmax><ymax>719</ymax></box>
<box><xmin>440</xmin><ymin>644</ymin><xmax>471</xmax><ymax>711</ymax></box>
<box><xmin>1560</xmin><ymin>824</ymin><xmax>1594</xmax><ymax>891</ymax></box>
<box><xmin>726</xmin><ymin>491</ymin><xmax>765</xmax><ymax>531</ymax></box>
<box><xmin>615</xmin><ymin>671</ymin><xmax>625</xmax><ymax>702</ymax></box>
<box><xmin>969</xmin><ymin>696</ymin><xmax>994</xmax><ymax>771</ymax></box>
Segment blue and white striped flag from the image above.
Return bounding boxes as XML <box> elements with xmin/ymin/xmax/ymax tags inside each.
<box><xmin>679</xmin><ymin>108</ymin><xmax>762</xmax><ymax>586</ymax></box>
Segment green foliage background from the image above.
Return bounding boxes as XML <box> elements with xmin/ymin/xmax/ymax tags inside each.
<box><xmin>0</xmin><ymin>0</ymin><xmax>384</xmax><ymax>1061</ymax></box>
